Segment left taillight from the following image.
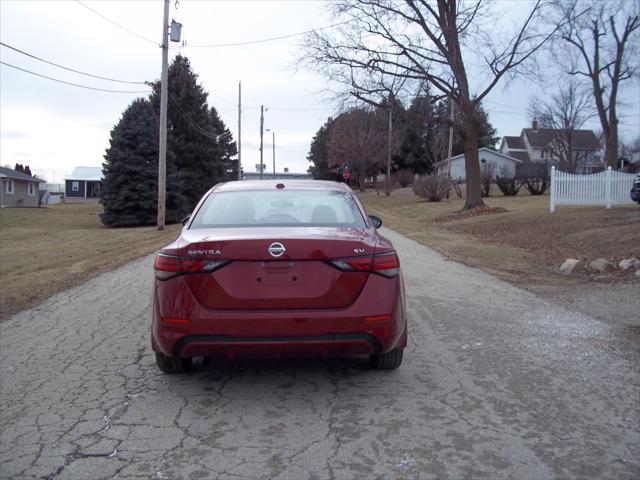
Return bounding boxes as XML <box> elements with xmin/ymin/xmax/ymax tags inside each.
<box><xmin>154</xmin><ymin>254</ymin><xmax>228</xmax><ymax>280</ymax></box>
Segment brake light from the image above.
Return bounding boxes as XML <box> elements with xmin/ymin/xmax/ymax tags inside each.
<box><xmin>329</xmin><ymin>256</ymin><xmax>373</xmax><ymax>272</ymax></box>
<box><xmin>329</xmin><ymin>251</ymin><xmax>399</xmax><ymax>278</ymax></box>
<box><xmin>154</xmin><ymin>254</ymin><xmax>228</xmax><ymax>280</ymax></box>
<box><xmin>371</xmin><ymin>252</ymin><xmax>400</xmax><ymax>277</ymax></box>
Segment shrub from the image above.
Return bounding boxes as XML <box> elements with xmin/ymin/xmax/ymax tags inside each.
<box><xmin>480</xmin><ymin>162</ymin><xmax>495</xmax><ymax>197</ymax></box>
<box><xmin>515</xmin><ymin>162</ymin><xmax>550</xmax><ymax>195</ymax></box>
<box><xmin>495</xmin><ymin>166</ymin><xmax>522</xmax><ymax>196</ymax></box>
<box><xmin>523</xmin><ymin>176</ymin><xmax>549</xmax><ymax>195</ymax></box>
<box><xmin>413</xmin><ymin>175</ymin><xmax>449</xmax><ymax>202</ymax></box>
<box><xmin>495</xmin><ymin>176</ymin><xmax>522</xmax><ymax>196</ymax></box>
<box><xmin>396</xmin><ymin>169</ymin><xmax>414</xmax><ymax>188</ymax></box>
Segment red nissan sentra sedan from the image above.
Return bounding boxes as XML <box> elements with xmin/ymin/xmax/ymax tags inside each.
<box><xmin>151</xmin><ymin>180</ymin><xmax>406</xmax><ymax>373</ymax></box>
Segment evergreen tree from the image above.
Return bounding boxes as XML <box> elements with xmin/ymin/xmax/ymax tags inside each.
<box><xmin>394</xmin><ymin>95</ymin><xmax>498</xmax><ymax>172</ymax></box>
<box><xmin>150</xmin><ymin>55</ymin><xmax>233</xmax><ymax>215</ymax></box>
<box><xmin>100</xmin><ymin>98</ymin><xmax>185</xmax><ymax>226</ymax></box>
<box><xmin>14</xmin><ymin>163</ymin><xmax>24</xmax><ymax>173</ymax></box>
<box><xmin>24</xmin><ymin>165</ymin><xmax>32</xmax><ymax>176</ymax></box>
<box><xmin>435</xmin><ymin>99</ymin><xmax>498</xmax><ymax>156</ymax></box>
<box><xmin>307</xmin><ymin>118</ymin><xmax>341</xmax><ymax>180</ymax></box>
<box><xmin>210</xmin><ymin>106</ymin><xmax>238</xmax><ymax>181</ymax></box>
<box><xmin>394</xmin><ymin>95</ymin><xmax>437</xmax><ymax>174</ymax></box>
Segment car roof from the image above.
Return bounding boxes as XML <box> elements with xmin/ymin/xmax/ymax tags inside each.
<box><xmin>213</xmin><ymin>180</ymin><xmax>351</xmax><ymax>193</ymax></box>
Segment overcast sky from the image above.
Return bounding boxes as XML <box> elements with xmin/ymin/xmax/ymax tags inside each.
<box><xmin>1</xmin><ymin>0</ymin><xmax>638</xmax><ymax>183</ymax></box>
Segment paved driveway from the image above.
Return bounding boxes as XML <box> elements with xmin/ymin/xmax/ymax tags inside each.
<box><xmin>1</xmin><ymin>228</ymin><xmax>638</xmax><ymax>479</ymax></box>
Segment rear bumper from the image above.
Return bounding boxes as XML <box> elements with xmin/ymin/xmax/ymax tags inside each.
<box><xmin>151</xmin><ymin>273</ymin><xmax>406</xmax><ymax>358</ymax></box>
<box><xmin>172</xmin><ymin>333</ymin><xmax>382</xmax><ymax>358</ymax></box>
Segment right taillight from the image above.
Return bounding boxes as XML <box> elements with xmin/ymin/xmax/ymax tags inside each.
<box><xmin>371</xmin><ymin>252</ymin><xmax>400</xmax><ymax>277</ymax></box>
<box><xmin>154</xmin><ymin>254</ymin><xmax>228</xmax><ymax>280</ymax></box>
<box><xmin>328</xmin><ymin>251</ymin><xmax>399</xmax><ymax>278</ymax></box>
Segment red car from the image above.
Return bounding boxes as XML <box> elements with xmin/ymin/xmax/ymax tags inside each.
<box><xmin>151</xmin><ymin>180</ymin><xmax>407</xmax><ymax>373</ymax></box>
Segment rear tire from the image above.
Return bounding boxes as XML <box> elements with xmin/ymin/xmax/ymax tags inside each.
<box><xmin>155</xmin><ymin>352</ymin><xmax>192</xmax><ymax>374</ymax></box>
<box><xmin>370</xmin><ymin>348</ymin><xmax>403</xmax><ymax>370</ymax></box>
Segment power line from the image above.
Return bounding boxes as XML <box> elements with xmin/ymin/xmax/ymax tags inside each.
<box><xmin>0</xmin><ymin>61</ymin><xmax>150</xmax><ymax>94</ymax></box>
<box><xmin>0</xmin><ymin>42</ymin><xmax>147</xmax><ymax>85</ymax></box>
<box><xmin>177</xmin><ymin>18</ymin><xmax>355</xmax><ymax>48</ymax></box>
<box><xmin>484</xmin><ymin>100</ymin><xmax>523</xmax><ymax>111</ymax></box>
<box><xmin>168</xmin><ymin>92</ymin><xmax>234</xmax><ymax>140</ymax></box>
<box><xmin>75</xmin><ymin>0</ymin><xmax>157</xmax><ymax>46</ymax></box>
<box><xmin>261</xmin><ymin>106</ymin><xmax>331</xmax><ymax>112</ymax></box>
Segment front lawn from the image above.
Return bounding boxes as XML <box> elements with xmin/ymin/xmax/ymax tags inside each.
<box><xmin>0</xmin><ymin>204</ymin><xmax>181</xmax><ymax>319</ymax></box>
<box><xmin>359</xmin><ymin>188</ymin><xmax>640</xmax><ymax>284</ymax></box>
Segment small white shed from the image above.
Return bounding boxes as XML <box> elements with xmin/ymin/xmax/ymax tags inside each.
<box><xmin>434</xmin><ymin>148</ymin><xmax>523</xmax><ymax>180</ymax></box>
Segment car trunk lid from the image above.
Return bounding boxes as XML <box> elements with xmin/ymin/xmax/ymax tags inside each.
<box><xmin>172</xmin><ymin>227</ymin><xmax>378</xmax><ymax>310</ymax></box>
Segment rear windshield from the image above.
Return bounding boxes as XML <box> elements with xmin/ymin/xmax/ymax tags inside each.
<box><xmin>190</xmin><ymin>189</ymin><xmax>367</xmax><ymax>228</ymax></box>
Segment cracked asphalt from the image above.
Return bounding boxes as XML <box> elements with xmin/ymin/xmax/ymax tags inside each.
<box><xmin>1</xmin><ymin>228</ymin><xmax>639</xmax><ymax>480</ymax></box>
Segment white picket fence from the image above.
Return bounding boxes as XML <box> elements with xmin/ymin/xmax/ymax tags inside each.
<box><xmin>550</xmin><ymin>166</ymin><xmax>636</xmax><ymax>212</ymax></box>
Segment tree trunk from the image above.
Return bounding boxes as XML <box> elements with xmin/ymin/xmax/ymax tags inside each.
<box><xmin>460</xmin><ymin>100</ymin><xmax>485</xmax><ymax>210</ymax></box>
<box><xmin>605</xmin><ymin>118</ymin><xmax>618</xmax><ymax>170</ymax></box>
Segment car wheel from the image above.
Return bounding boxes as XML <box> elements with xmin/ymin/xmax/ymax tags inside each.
<box><xmin>155</xmin><ymin>352</ymin><xmax>192</xmax><ymax>374</ymax></box>
<box><xmin>370</xmin><ymin>348</ymin><xmax>403</xmax><ymax>370</ymax></box>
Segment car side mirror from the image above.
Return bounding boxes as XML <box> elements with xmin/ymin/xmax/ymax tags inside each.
<box><xmin>181</xmin><ymin>215</ymin><xmax>190</xmax><ymax>226</ymax></box>
<box><xmin>369</xmin><ymin>215</ymin><xmax>382</xmax><ymax>229</ymax></box>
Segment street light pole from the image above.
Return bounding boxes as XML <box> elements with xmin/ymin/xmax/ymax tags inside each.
<box><xmin>259</xmin><ymin>105</ymin><xmax>264</xmax><ymax>180</ymax></box>
<box><xmin>157</xmin><ymin>0</ymin><xmax>170</xmax><ymax>230</ymax></box>
<box><xmin>446</xmin><ymin>100</ymin><xmax>454</xmax><ymax>199</ymax></box>
<box><xmin>272</xmin><ymin>131</ymin><xmax>275</xmax><ymax>178</ymax></box>
<box><xmin>237</xmin><ymin>81</ymin><xmax>242</xmax><ymax>180</ymax></box>
<box><xmin>385</xmin><ymin>107</ymin><xmax>392</xmax><ymax>196</ymax></box>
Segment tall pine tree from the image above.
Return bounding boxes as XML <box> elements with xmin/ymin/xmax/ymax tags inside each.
<box><xmin>210</xmin><ymin>106</ymin><xmax>238</xmax><ymax>181</ymax></box>
<box><xmin>150</xmin><ymin>55</ymin><xmax>235</xmax><ymax>215</ymax></box>
<box><xmin>100</xmin><ymin>98</ymin><xmax>185</xmax><ymax>226</ymax></box>
<box><xmin>307</xmin><ymin>118</ymin><xmax>341</xmax><ymax>180</ymax></box>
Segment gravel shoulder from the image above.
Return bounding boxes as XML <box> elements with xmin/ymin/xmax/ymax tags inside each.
<box><xmin>526</xmin><ymin>282</ymin><xmax>640</xmax><ymax>328</ymax></box>
<box><xmin>0</xmin><ymin>227</ymin><xmax>638</xmax><ymax>480</ymax></box>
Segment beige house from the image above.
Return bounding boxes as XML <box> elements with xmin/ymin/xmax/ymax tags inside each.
<box><xmin>500</xmin><ymin>120</ymin><xmax>601</xmax><ymax>173</ymax></box>
<box><xmin>0</xmin><ymin>166</ymin><xmax>46</xmax><ymax>208</ymax></box>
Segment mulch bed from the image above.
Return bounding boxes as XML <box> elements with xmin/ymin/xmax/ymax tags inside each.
<box><xmin>432</xmin><ymin>206</ymin><xmax>508</xmax><ymax>224</ymax></box>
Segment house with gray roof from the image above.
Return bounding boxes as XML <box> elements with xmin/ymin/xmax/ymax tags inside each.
<box><xmin>500</xmin><ymin>120</ymin><xmax>602</xmax><ymax>173</ymax></box>
<box><xmin>0</xmin><ymin>166</ymin><xmax>46</xmax><ymax>208</ymax></box>
<box><xmin>65</xmin><ymin>166</ymin><xmax>103</xmax><ymax>203</ymax></box>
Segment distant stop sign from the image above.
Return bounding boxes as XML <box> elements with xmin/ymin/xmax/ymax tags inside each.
<box><xmin>342</xmin><ymin>170</ymin><xmax>351</xmax><ymax>180</ymax></box>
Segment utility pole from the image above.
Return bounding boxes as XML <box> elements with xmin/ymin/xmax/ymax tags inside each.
<box><xmin>385</xmin><ymin>107</ymin><xmax>392</xmax><ymax>196</ymax></box>
<box><xmin>157</xmin><ymin>0</ymin><xmax>170</xmax><ymax>230</ymax></box>
<box><xmin>259</xmin><ymin>105</ymin><xmax>264</xmax><ymax>180</ymax></box>
<box><xmin>446</xmin><ymin>99</ymin><xmax>454</xmax><ymax>199</ymax></box>
<box><xmin>272</xmin><ymin>131</ymin><xmax>276</xmax><ymax>177</ymax></box>
<box><xmin>237</xmin><ymin>81</ymin><xmax>242</xmax><ymax>180</ymax></box>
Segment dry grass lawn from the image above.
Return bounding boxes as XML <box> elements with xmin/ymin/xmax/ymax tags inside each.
<box><xmin>359</xmin><ymin>187</ymin><xmax>640</xmax><ymax>285</ymax></box>
<box><xmin>0</xmin><ymin>204</ymin><xmax>181</xmax><ymax>319</ymax></box>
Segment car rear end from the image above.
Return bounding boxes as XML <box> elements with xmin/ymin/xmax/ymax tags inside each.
<box><xmin>631</xmin><ymin>174</ymin><xmax>640</xmax><ymax>203</ymax></box>
<box><xmin>151</xmin><ymin>181</ymin><xmax>406</xmax><ymax>372</ymax></box>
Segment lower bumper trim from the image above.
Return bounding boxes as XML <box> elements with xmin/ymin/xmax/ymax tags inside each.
<box><xmin>172</xmin><ymin>333</ymin><xmax>382</xmax><ymax>357</ymax></box>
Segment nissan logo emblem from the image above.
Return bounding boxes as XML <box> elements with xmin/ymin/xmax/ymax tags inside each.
<box><xmin>268</xmin><ymin>242</ymin><xmax>286</xmax><ymax>258</ymax></box>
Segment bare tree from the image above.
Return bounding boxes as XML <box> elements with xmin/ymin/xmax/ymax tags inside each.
<box><xmin>327</xmin><ymin>107</ymin><xmax>390</xmax><ymax>190</ymax></box>
<box><xmin>556</xmin><ymin>0</ymin><xmax>639</xmax><ymax>169</ymax></box>
<box><xmin>529</xmin><ymin>80</ymin><xmax>596</xmax><ymax>172</ymax></box>
<box><xmin>303</xmin><ymin>0</ymin><xmax>555</xmax><ymax>209</ymax></box>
